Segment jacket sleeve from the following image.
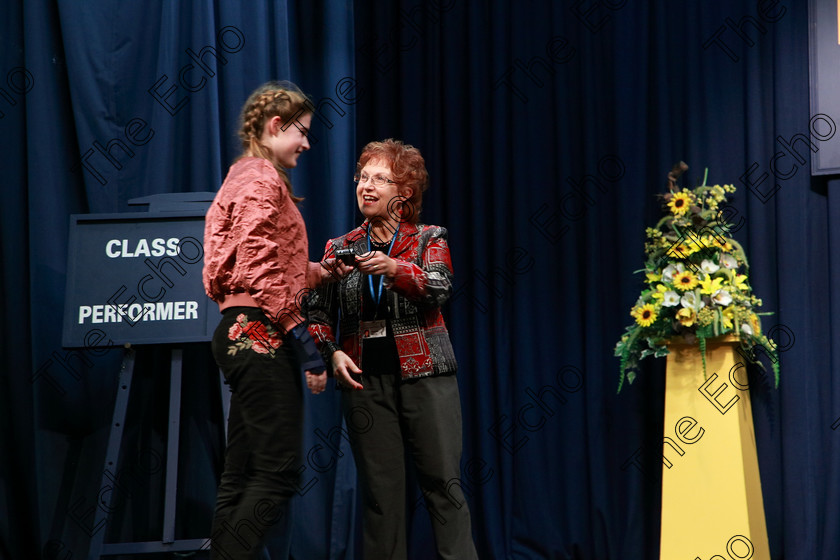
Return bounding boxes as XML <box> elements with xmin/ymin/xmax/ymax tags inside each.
<box><xmin>235</xmin><ymin>180</ymin><xmax>306</xmax><ymax>332</ymax></box>
<box><xmin>384</xmin><ymin>226</ymin><xmax>454</xmax><ymax>309</ymax></box>
<box><xmin>307</xmin><ymin>239</ymin><xmax>343</xmax><ymax>360</ymax></box>
<box><xmin>202</xmin><ymin>200</ymin><xmax>227</xmax><ymax>301</ymax></box>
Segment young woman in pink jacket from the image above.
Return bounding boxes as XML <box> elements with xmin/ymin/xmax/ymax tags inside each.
<box><xmin>203</xmin><ymin>81</ymin><xmax>341</xmax><ymax>559</ymax></box>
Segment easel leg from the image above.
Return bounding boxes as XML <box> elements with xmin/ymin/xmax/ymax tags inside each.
<box><xmin>87</xmin><ymin>346</ymin><xmax>225</xmax><ymax>558</ymax></box>
<box><xmin>88</xmin><ymin>347</ymin><xmax>135</xmax><ymax>559</ymax></box>
<box><xmin>219</xmin><ymin>369</ymin><xmax>231</xmax><ymax>444</ymax></box>
<box><xmin>162</xmin><ymin>348</ymin><xmax>182</xmax><ymax>544</ymax></box>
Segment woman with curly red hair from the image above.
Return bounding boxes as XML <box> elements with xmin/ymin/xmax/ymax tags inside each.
<box><xmin>308</xmin><ymin>139</ymin><xmax>478</xmax><ymax>559</ymax></box>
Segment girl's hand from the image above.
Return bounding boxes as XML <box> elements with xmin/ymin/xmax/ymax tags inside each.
<box><xmin>305</xmin><ymin>371</ymin><xmax>327</xmax><ymax>394</ymax></box>
<box><xmin>319</xmin><ymin>258</ymin><xmax>354</xmax><ymax>284</ymax></box>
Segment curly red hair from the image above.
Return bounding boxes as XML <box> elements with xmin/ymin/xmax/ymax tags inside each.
<box><xmin>356</xmin><ymin>139</ymin><xmax>428</xmax><ymax>224</ymax></box>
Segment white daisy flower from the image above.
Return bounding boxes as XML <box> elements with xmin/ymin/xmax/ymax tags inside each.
<box><xmin>662</xmin><ymin>263</ymin><xmax>684</xmax><ymax>283</ymax></box>
<box><xmin>680</xmin><ymin>291</ymin><xmax>705</xmax><ymax>309</ymax></box>
<box><xmin>662</xmin><ymin>291</ymin><xmax>680</xmax><ymax>307</ymax></box>
<box><xmin>720</xmin><ymin>254</ymin><xmax>738</xmax><ymax>269</ymax></box>
<box><xmin>712</xmin><ymin>289</ymin><xmax>732</xmax><ymax>306</ymax></box>
<box><xmin>701</xmin><ymin>259</ymin><xmax>720</xmax><ymax>274</ymax></box>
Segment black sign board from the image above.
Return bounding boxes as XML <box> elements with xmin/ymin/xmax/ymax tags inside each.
<box><xmin>62</xmin><ymin>197</ymin><xmax>220</xmax><ymax>347</ymax></box>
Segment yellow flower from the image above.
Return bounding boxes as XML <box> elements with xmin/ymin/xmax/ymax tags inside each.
<box><xmin>697</xmin><ymin>308</ymin><xmax>715</xmax><ymax>327</ymax></box>
<box><xmin>732</xmin><ymin>273</ymin><xmax>749</xmax><ymax>291</ymax></box>
<box><xmin>632</xmin><ymin>304</ymin><xmax>658</xmax><ymax>327</ymax></box>
<box><xmin>698</xmin><ymin>275</ymin><xmax>724</xmax><ymax>295</ymax></box>
<box><xmin>667</xmin><ymin>242</ymin><xmax>699</xmax><ymax>259</ymax></box>
<box><xmin>676</xmin><ymin>307</ymin><xmax>697</xmax><ymax>327</ymax></box>
<box><xmin>721</xmin><ymin>306</ymin><xmax>735</xmax><ymax>329</ymax></box>
<box><xmin>749</xmin><ymin>313</ymin><xmax>761</xmax><ymax>335</ymax></box>
<box><xmin>668</xmin><ymin>192</ymin><xmax>692</xmax><ymax>215</ymax></box>
<box><xmin>646</xmin><ymin>271</ymin><xmax>661</xmax><ymax>284</ymax></box>
<box><xmin>673</xmin><ymin>271</ymin><xmax>698</xmax><ymax>291</ymax></box>
<box><xmin>713</xmin><ymin>238</ymin><xmax>733</xmax><ymax>252</ymax></box>
<box><xmin>651</xmin><ymin>284</ymin><xmax>668</xmax><ymax>300</ymax></box>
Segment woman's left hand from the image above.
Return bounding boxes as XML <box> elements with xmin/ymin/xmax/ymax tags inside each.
<box><xmin>356</xmin><ymin>251</ymin><xmax>397</xmax><ymax>278</ymax></box>
<box><xmin>306</xmin><ymin>371</ymin><xmax>327</xmax><ymax>394</ymax></box>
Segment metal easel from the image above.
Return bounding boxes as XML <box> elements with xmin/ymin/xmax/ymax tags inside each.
<box><xmin>87</xmin><ymin>346</ymin><xmax>230</xmax><ymax>558</ymax></box>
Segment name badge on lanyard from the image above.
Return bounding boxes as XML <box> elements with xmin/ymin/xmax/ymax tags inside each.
<box><xmin>366</xmin><ymin>224</ymin><xmax>399</xmax><ymax>303</ymax></box>
<box><xmin>360</xmin><ymin>319</ymin><xmax>387</xmax><ymax>339</ymax></box>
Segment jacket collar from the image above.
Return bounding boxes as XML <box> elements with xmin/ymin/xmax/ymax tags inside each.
<box><xmin>347</xmin><ymin>221</ymin><xmax>419</xmax><ymax>257</ymax></box>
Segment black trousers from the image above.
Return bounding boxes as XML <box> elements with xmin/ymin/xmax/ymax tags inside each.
<box><xmin>342</xmin><ymin>371</ymin><xmax>479</xmax><ymax>560</ymax></box>
<box><xmin>209</xmin><ymin>307</ymin><xmax>302</xmax><ymax>560</ymax></box>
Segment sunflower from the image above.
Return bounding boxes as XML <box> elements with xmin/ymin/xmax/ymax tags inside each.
<box><xmin>713</xmin><ymin>238</ymin><xmax>734</xmax><ymax>252</ymax></box>
<box><xmin>667</xmin><ymin>243</ymin><xmax>691</xmax><ymax>259</ymax></box>
<box><xmin>632</xmin><ymin>303</ymin><xmax>658</xmax><ymax>327</ymax></box>
<box><xmin>673</xmin><ymin>271</ymin><xmax>698</xmax><ymax>291</ymax></box>
<box><xmin>668</xmin><ymin>192</ymin><xmax>692</xmax><ymax>215</ymax></box>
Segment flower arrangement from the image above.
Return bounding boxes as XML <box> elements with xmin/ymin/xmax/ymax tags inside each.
<box><xmin>614</xmin><ymin>162</ymin><xmax>779</xmax><ymax>392</ymax></box>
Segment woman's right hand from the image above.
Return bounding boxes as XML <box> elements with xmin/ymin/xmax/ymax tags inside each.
<box><xmin>332</xmin><ymin>350</ymin><xmax>364</xmax><ymax>390</ymax></box>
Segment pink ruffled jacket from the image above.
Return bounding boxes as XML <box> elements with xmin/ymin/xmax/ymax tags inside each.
<box><xmin>203</xmin><ymin>157</ymin><xmax>320</xmax><ymax>331</ymax></box>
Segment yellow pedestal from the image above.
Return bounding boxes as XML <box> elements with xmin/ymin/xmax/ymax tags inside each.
<box><xmin>659</xmin><ymin>336</ymin><xmax>770</xmax><ymax>560</ymax></box>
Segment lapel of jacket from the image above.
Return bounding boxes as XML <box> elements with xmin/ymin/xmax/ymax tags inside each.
<box><xmin>341</xmin><ymin>225</ymin><xmax>365</xmax><ymax>254</ymax></box>
<box><xmin>390</xmin><ymin>222</ymin><xmax>420</xmax><ymax>259</ymax></box>
<box><xmin>356</xmin><ymin>221</ymin><xmax>419</xmax><ymax>258</ymax></box>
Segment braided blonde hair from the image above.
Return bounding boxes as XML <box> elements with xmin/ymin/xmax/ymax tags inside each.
<box><xmin>238</xmin><ymin>81</ymin><xmax>312</xmax><ymax>203</ymax></box>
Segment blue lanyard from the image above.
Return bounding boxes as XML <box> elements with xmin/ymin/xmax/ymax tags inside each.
<box><xmin>367</xmin><ymin>223</ymin><xmax>400</xmax><ymax>306</ymax></box>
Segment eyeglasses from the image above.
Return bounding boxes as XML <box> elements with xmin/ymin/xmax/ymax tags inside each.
<box><xmin>353</xmin><ymin>172</ymin><xmax>396</xmax><ymax>187</ymax></box>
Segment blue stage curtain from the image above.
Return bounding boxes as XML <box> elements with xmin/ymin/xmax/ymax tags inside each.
<box><xmin>0</xmin><ymin>0</ymin><xmax>357</xmax><ymax>559</ymax></box>
<box><xmin>352</xmin><ymin>1</ymin><xmax>838</xmax><ymax>559</ymax></box>
<box><xmin>2</xmin><ymin>1</ymin><xmax>840</xmax><ymax>559</ymax></box>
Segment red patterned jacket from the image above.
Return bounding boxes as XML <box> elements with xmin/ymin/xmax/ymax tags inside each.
<box><xmin>307</xmin><ymin>222</ymin><xmax>458</xmax><ymax>380</ymax></box>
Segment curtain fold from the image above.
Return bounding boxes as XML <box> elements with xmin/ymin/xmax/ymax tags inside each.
<box><xmin>1</xmin><ymin>1</ymin><xmax>356</xmax><ymax>558</ymax></box>
<box><xmin>353</xmin><ymin>1</ymin><xmax>837</xmax><ymax>558</ymax></box>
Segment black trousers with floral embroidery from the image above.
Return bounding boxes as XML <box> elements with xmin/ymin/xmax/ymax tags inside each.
<box><xmin>209</xmin><ymin>306</ymin><xmax>302</xmax><ymax>560</ymax></box>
